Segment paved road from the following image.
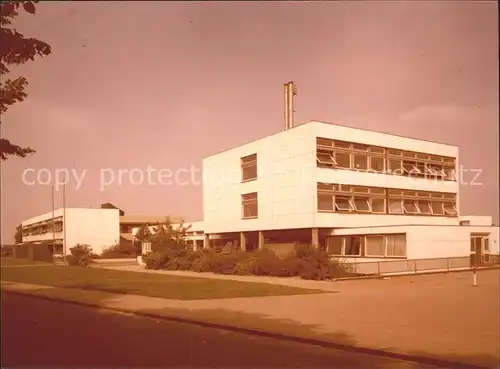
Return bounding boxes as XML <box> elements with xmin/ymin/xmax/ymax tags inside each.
<box><xmin>1</xmin><ymin>293</ymin><xmax>437</xmax><ymax>369</ymax></box>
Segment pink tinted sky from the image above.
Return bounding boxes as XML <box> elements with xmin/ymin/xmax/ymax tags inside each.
<box><xmin>1</xmin><ymin>1</ymin><xmax>498</xmax><ymax>243</ymax></box>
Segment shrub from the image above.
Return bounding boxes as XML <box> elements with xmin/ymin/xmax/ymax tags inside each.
<box><xmin>250</xmin><ymin>249</ymin><xmax>281</xmax><ymax>276</ymax></box>
<box><xmin>67</xmin><ymin>244</ymin><xmax>94</xmax><ymax>267</ymax></box>
<box><xmin>165</xmin><ymin>256</ymin><xmax>194</xmax><ymax>271</ymax></box>
<box><xmin>292</xmin><ymin>244</ymin><xmax>354</xmax><ymax>280</ymax></box>
<box><xmin>269</xmin><ymin>255</ymin><xmax>303</xmax><ymax>277</ymax></box>
<box><xmin>233</xmin><ymin>256</ymin><xmax>257</xmax><ymax>275</ymax></box>
<box><xmin>191</xmin><ymin>256</ymin><xmax>212</xmax><ymax>273</ymax></box>
<box><xmin>143</xmin><ymin>252</ymin><xmax>170</xmax><ymax>270</ymax></box>
<box><xmin>100</xmin><ymin>241</ymin><xmax>136</xmax><ymax>259</ymax></box>
<box><xmin>209</xmin><ymin>253</ymin><xmax>249</xmax><ymax>275</ymax></box>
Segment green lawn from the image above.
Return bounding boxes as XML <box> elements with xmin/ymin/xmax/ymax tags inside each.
<box><xmin>1</xmin><ymin>265</ymin><xmax>324</xmax><ymax>300</ymax></box>
<box><xmin>0</xmin><ymin>257</ymin><xmax>51</xmax><ymax>267</ymax></box>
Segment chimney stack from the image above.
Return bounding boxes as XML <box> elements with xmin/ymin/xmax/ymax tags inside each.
<box><xmin>284</xmin><ymin>81</ymin><xmax>297</xmax><ymax>130</ymax></box>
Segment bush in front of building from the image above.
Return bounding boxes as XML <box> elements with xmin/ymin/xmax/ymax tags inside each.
<box><xmin>67</xmin><ymin>244</ymin><xmax>95</xmax><ymax>267</ymax></box>
<box><xmin>100</xmin><ymin>238</ymin><xmax>136</xmax><ymax>259</ymax></box>
<box><xmin>142</xmin><ymin>244</ymin><xmax>355</xmax><ymax>280</ymax></box>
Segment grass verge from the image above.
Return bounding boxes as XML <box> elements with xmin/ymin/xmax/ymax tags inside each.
<box><xmin>1</xmin><ymin>257</ymin><xmax>51</xmax><ymax>267</ymax></box>
<box><xmin>0</xmin><ymin>264</ymin><xmax>324</xmax><ymax>300</ymax></box>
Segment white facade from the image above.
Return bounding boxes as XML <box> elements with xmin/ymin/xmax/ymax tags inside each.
<box><xmin>21</xmin><ymin>208</ymin><xmax>121</xmax><ymax>254</ymax></box>
<box><xmin>202</xmin><ymin>121</ymin><xmax>459</xmax><ymax>234</ymax></box>
<box><xmin>197</xmin><ymin>120</ymin><xmax>499</xmax><ymax>263</ymax></box>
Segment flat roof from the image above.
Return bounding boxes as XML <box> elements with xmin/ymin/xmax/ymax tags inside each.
<box><xmin>203</xmin><ymin>120</ymin><xmax>458</xmax><ymax>160</ymax></box>
<box><xmin>120</xmin><ymin>215</ymin><xmax>184</xmax><ymax>224</ymax></box>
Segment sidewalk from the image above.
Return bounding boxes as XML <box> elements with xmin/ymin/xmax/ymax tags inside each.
<box><xmin>3</xmin><ymin>268</ymin><xmax>499</xmax><ymax>368</ymax></box>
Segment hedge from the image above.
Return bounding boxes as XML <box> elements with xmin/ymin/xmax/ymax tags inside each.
<box><xmin>142</xmin><ymin>245</ymin><xmax>356</xmax><ymax>280</ymax></box>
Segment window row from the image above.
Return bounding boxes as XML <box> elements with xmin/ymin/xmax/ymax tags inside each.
<box><xmin>327</xmin><ymin>234</ymin><xmax>406</xmax><ymax>258</ymax></box>
<box><xmin>317</xmin><ymin>137</ymin><xmax>455</xmax><ymax>164</ymax></box>
<box><xmin>241</xmin><ymin>154</ymin><xmax>258</xmax><ymax>182</ymax></box>
<box><xmin>242</xmin><ymin>192</ymin><xmax>258</xmax><ymax>218</ymax></box>
<box><xmin>317</xmin><ymin>150</ymin><xmax>455</xmax><ymax>180</ymax></box>
<box><xmin>316</xmin><ymin>138</ymin><xmax>456</xmax><ymax>181</ymax></box>
<box><xmin>318</xmin><ymin>183</ymin><xmax>456</xmax><ymax>200</ymax></box>
<box><xmin>23</xmin><ymin>224</ymin><xmax>64</xmax><ymax>236</ymax></box>
<box><xmin>317</xmin><ymin>183</ymin><xmax>457</xmax><ymax>216</ymax></box>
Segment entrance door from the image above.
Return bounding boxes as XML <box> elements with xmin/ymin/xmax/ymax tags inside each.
<box><xmin>470</xmin><ymin>233</ymin><xmax>490</xmax><ymax>267</ymax></box>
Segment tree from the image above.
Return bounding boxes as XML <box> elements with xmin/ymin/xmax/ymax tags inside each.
<box><xmin>134</xmin><ymin>223</ymin><xmax>153</xmax><ymax>243</ymax></box>
<box><xmin>0</xmin><ymin>1</ymin><xmax>51</xmax><ymax>160</ymax></box>
<box><xmin>150</xmin><ymin>217</ymin><xmax>191</xmax><ymax>252</ymax></box>
<box><xmin>14</xmin><ymin>224</ymin><xmax>23</xmax><ymax>244</ymax></box>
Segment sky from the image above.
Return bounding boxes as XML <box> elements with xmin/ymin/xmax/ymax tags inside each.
<box><xmin>1</xmin><ymin>1</ymin><xmax>498</xmax><ymax>243</ymax></box>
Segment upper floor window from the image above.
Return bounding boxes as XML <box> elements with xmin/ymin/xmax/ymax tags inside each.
<box><xmin>241</xmin><ymin>154</ymin><xmax>257</xmax><ymax>182</ymax></box>
<box><xmin>317</xmin><ymin>182</ymin><xmax>458</xmax><ymax>217</ymax></box>
<box><xmin>242</xmin><ymin>192</ymin><xmax>258</xmax><ymax>219</ymax></box>
<box><xmin>316</xmin><ymin>137</ymin><xmax>456</xmax><ymax>181</ymax></box>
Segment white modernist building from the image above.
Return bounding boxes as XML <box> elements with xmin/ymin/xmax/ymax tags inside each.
<box><xmin>21</xmin><ymin>208</ymin><xmax>121</xmax><ymax>255</ymax></box>
<box><xmin>160</xmin><ymin>119</ymin><xmax>498</xmax><ymax>273</ymax></box>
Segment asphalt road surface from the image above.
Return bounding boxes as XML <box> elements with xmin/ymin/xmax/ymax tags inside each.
<box><xmin>1</xmin><ymin>292</ymin><xmax>438</xmax><ymax>369</ymax></box>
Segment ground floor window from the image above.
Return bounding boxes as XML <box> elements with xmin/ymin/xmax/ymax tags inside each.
<box><xmin>327</xmin><ymin>233</ymin><xmax>406</xmax><ymax>258</ymax></box>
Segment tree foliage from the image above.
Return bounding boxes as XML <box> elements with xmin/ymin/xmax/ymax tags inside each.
<box><xmin>134</xmin><ymin>217</ymin><xmax>192</xmax><ymax>253</ymax></box>
<box><xmin>0</xmin><ymin>1</ymin><xmax>51</xmax><ymax>160</ymax></box>
<box><xmin>14</xmin><ymin>224</ymin><xmax>23</xmax><ymax>244</ymax></box>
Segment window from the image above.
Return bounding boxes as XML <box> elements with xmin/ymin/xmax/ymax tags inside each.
<box><xmin>317</xmin><ymin>150</ymin><xmax>336</xmax><ymax>168</ymax></box>
<box><xmin>418</xmin><ymin>200</ymin><xmax>432</xmax><ymax>215</ymax></box>
<box><xmin>327</xmin><ymin>237</ymin><xmax>343</xmax><ymax>255</ymax></box>
<box><xmin>335</xmin><ymin>196</ymin><xmax>354</xmax><ymax>211</ymax></box>
<box><xmin>335</xmin><ymin>152</ymin><xmax>350</xmax><ymax>168</ymax></box>
<box><xmin>443</xmin><ymin>202</ymin><xmax>457</xmax><ymax>216</ymax></box>
<box><xmin>403</xmin><ymin>200</ymin><xmax>419</xmax><ymax>214</ymax></box>
<box><xmin>241</xmin><ymin>154</ymin><xmax>257</xmax><ymax>182</ymax></box>
<box><xmin>388</xmin><ymin>149</ymin><xmax>402</xmax><ymax>156</ymax></box>
<box><xmin>386</xmin><ymin>234</ymin><xmax>406</xmax><ymax>257</ymax></box>
<box><xmin>353</xmin><ymin>197</ymin><xmax>371</xmax><ymax>212</ymax></box>
<box><xmin>365</xmin><ymin>235</ymin><xmax>385</xmax><ymax>257</ymax></box>
<box><xmin>403</xmin><ymin>161</ymin><xmax>421</xmax><ymax>176</ymax></box>
<box><xmin>337</xmin><ymin>184</ymin><xmax>353</xmax><ymax>193</ymax></box>
<box><xmin>316</xmin><ymin>137</ymin><xmax>333</xmax><ymax>147</ymax></box>
<box><xmin>431</xmin><ymin>201</ymin><xmax>444</xmax><ymax>215</ymax></box>
<box><xmin>426</xmin><ymin>164</ymin><xmax>445</xmax><ymax>178</ymax></box>
<box><xmin>352</xmin><ymin>143</ymin><xmax>369</xmax><ymax>151</ymax></box>
<box><xmin>318</xmin><ymin>194</ymin><xmax>334</xmax><ymax>211</ymax></box>
<box><xmin>371</xmin><ymin>198</ymin><xmax>386</xmax><ymax>213</ymax></box>
<box><xmin>443</xmin><ymin>165</ymin><xmax>456</xmax><ymax>180</ymax></box>
<box><xmin>353</xmin><ymin>154</ymin><xmax>368</xmax><ymax>170</ymax></box>
<box><xmin>369</xmin><ymin>146</ymin><xmax>385</xmax><ymax>154</ymax></box>
<box><xmin>370</xmin><ymin>156</ymin><xmax>385</xmax><ymax>172</ymax></box>
<box><xmin>345</xmin><ymin>236</ymin><xmax>363</xmax><ymax>256</ymax></box>
<box><xmin>389</xmin><ymin>199</ymin><xmax>404</xmax><ymax>214</ymax></box>
<box><xmin>242</xmin><ymin>192</ymin><xmax>258</xmax><ymax>218</ymax></box>
<box><xmin>388</xmin><ymin>159</ymin><xmax>402</xmax><ymax>174</ymax></box>
<box><xmin>353</xmin><ymin>186</ymin><xmax>370</xmax><ymax>193</ymax></box>
<box><xmin>54</xmin><ymin>222</ymin><xmax>63</xmax><ymax>232</ymax></box>
<box><xmin>334</xmin><ymin>140</ymin><xmax>351</xmax><ymax>149</ymax></box>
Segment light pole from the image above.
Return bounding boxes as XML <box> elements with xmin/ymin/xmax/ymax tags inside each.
<box><xmin>52</xmin><ymin>186</ymin><xmax>56</xmax><ymax>263</ymax></box>
<box><xmin>62</xmin><ymin>181</ymin><xmax>67</xmax><ymax>266</ymax></box>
